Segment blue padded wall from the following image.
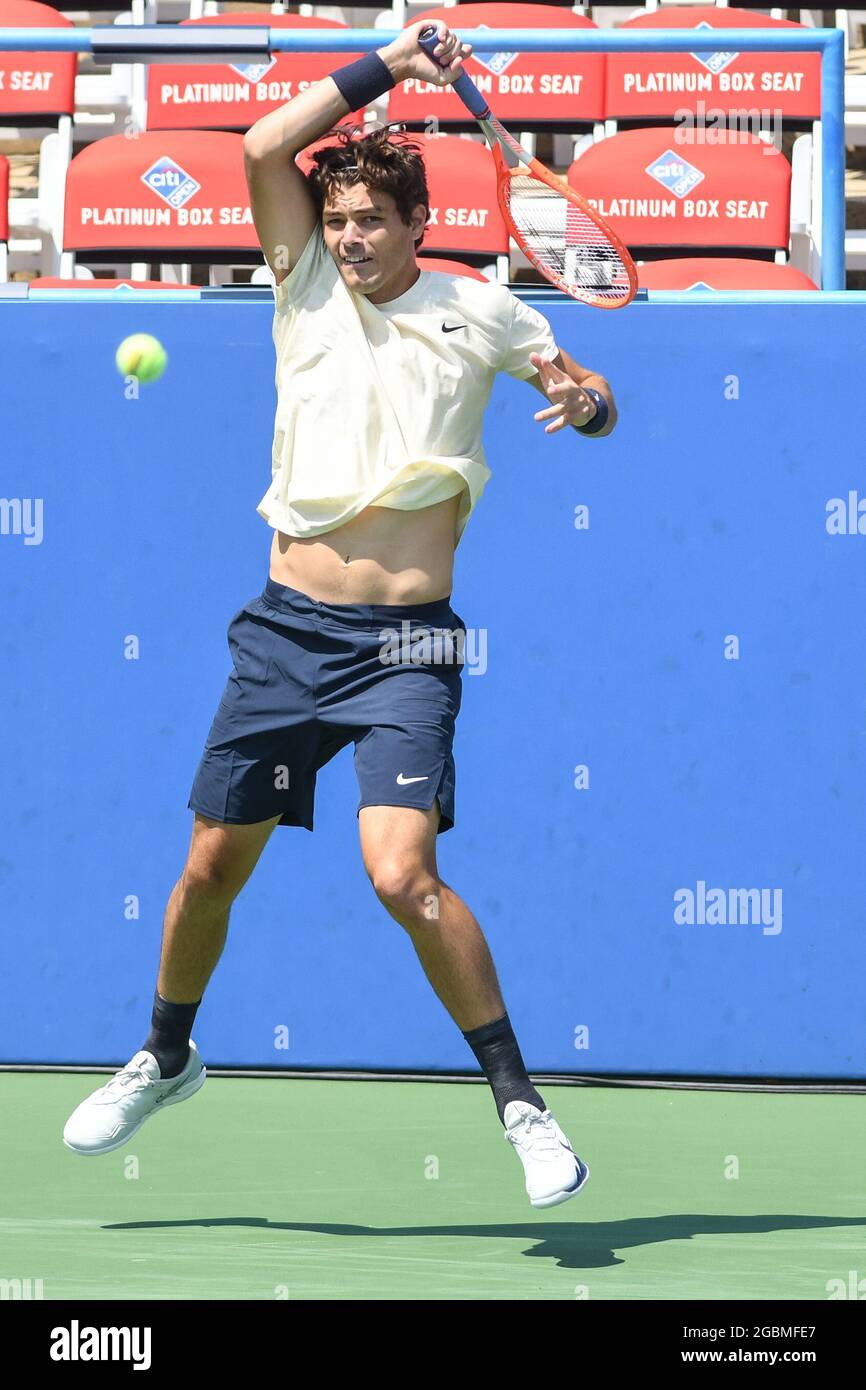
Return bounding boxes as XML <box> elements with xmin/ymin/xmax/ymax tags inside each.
<box><xmin>1</xmin><ymin>293</ymin><xmax>864</xmax><ymax>1075</ymax></box>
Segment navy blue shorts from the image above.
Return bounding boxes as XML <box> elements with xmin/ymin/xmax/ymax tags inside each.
<box><xmin>188</xmin><ymin>579</ymin><xmax>467</xmax><ymax>834</ymax></box>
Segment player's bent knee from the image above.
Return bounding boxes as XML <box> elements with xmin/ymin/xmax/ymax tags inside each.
<box><xmin>372</xmin><ymin>863</ymin><xmax>439</xmax><ymax>920</ymax></box>
<box><xmin>179</xmin><ymin>813</ymin><xmax>278</xmax><ymax>911</ymax></box>
<box><xmin>178</xmin><ymin>860</ymin><xmax>245</xmax><ymax>911</ymax></box>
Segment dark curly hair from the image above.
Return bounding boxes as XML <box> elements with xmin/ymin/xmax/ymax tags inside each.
<box><xmin>306</xmin><ymin>125</ymin><xmax>430</xmax><ymax>249</ymax></box>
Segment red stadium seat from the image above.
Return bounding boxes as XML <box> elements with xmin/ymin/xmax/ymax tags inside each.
<box><xmin>0</xmin><ymin>0</ymin><xmax>77</xmax><ymax>277</ymax></box>
<box><xmin>408</xmin><ymin>135</ymin><xmax>508</xmax><ymax>265</ymax></box>
<box><xmin>606</xmin><ymin>9</ymin><xmax>821</xmax><ymax>127</ymax></box>
<box><xmin>146</xmin><ymin>14</ymin><xmax>366</xmax><ymax>133</ymax></box>
<box><xmin>61</xmin><ymin>131</ymin><xmax>257</xmax><ymax>282</ymax></box>
<box><xmin>389</xmin><ymin>3</ymin><xmax>605</xmax><ymax>129</ymax></box>
<box><xmin>569</xmin><ymin>127</ymin><xmax>791</xmax><ymax>258</ymax></box>
<box><xmin>637</xmin><ymin>256</ymin><xmax>817</xmax><ymax>289</ymax></box>
<box><xmin>0</xmin><ymin>0</ymin><xmax>76</xmax><ymax>121</ymax></box>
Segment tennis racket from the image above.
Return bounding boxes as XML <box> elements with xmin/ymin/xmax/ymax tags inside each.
<box><xmin>417</xmin><ymin>25</ymin><xmax>637</xmax><ymax>310</ymax></box>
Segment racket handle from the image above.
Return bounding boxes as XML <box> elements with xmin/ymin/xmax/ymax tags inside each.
<box><xmin>417</xmin><ymin>23</ymin><xmax>491</xmax><ymax>121</ymax></box>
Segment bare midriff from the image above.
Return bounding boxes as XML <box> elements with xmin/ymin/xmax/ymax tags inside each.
<box><xmin>268</xmin><ymin>491</ymin><xmax>463</xmax><ymax>605</ymax></box>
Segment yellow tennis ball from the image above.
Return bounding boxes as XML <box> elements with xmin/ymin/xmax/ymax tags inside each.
<box><xmin>115</xmin><ymin>333</ymin><xmax>167</xmax><ymax>383</ymax></box>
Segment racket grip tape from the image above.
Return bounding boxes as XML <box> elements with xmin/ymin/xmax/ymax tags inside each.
<box><xmin>417</xmin><ymin>24</ymin><xmax>491</xmax><ymax>120</ymax></box>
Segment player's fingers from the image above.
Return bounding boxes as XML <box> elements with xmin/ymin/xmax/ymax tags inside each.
<box><xmin>535</xmin><ymin>402</ymin><xmax>565</xmax><ymax>422</ymax></box>
<box><xmin>533</xmin><ymin>354</ymin><xmax>565</xmax><ymax>388</ymax></box>
<box><xmin>437</xmin><ymin>43</ymin><xmax>461</xmax><ymax>80</ymax></box>
<box><xmin>450</xmin><ymin>51</ymin><xmax>470</xmax><ymax>73</ymax></box>
<box><xmin>544</xmin><ymin>405</ymin><xmax>572</xmax><ymax>428</ymax></box>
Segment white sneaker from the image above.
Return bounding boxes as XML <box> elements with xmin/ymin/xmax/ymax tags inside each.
<box><xmin>62</xmin><ymin>1042</ymin><xmax>206</xmax><ymax>1156</ymax></box>
<box><xmin>504</xmin><ymin>1101</ymin><xmax>590</xmax><ymax>1209</ymax></box>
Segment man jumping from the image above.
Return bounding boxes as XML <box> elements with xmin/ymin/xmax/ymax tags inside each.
<box><xmin>63</xmin><ymin>20</ymin><xmax>617</xmax><ymax>1209</ymax></box>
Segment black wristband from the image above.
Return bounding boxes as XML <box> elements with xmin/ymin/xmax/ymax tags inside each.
<box><xmin>574</xmin><ymin>386</ymin><xmax>609</xmax><ymax>435</ymax></box>
<box><xmin>331</xmin><ymin>52</ymin><xmax>396</xmax><ymax>111</ymax></box>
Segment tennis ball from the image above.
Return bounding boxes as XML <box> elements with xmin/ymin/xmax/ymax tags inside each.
<box><xmin>115</xmin><ymin>333</ymin><xmax>167</xmax><ymax>383</ymax></box>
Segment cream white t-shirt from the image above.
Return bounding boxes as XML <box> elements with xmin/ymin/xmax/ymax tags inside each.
<box><xmin>258</xmin><ymin>226</ymin><xmax>559</xmax><ymax>546</ymax></box>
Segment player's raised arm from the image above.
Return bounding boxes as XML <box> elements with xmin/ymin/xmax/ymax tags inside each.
<box><xmin>242</xmin><ymin>21</ymin><xmax>473</xmax><ymax>283</ymax></box>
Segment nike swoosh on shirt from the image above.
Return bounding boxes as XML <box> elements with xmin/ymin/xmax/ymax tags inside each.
<box><xmin>396</xmin><ymin>774</ymin><xmax>429</xmax><ymax>785</ymax></box>
<box><xmin>442</xmin><ymin>323</ymin><xmax>468</xmax><ymax>333</ymax></box>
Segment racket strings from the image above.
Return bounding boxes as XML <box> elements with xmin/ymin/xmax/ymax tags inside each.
<box><xmin>503</xmin><ymin>172</ymin><xmax>632</xmax><ymax>305</ymax></box>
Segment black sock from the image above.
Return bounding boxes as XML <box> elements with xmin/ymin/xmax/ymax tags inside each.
<box><xmin>141</xmin><ymin>990</ymin><xmax>201</xmax><ymax>1079</ymax></box>
<box><xmin>462</xmin><ymin>1012</ymin><xmax>546</xmax><ymax>1126</ymax></box>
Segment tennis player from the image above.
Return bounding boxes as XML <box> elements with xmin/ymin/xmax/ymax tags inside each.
<box><xmin>63</xmin><ymin>20</ymin><xmax>617</xmax><ymax>1209</ymax></box>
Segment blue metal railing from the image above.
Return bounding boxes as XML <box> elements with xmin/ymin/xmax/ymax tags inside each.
<box><xmin>0</xmin><ymin>26</ymin><xmax>846</xmax><ymax>289</ymax></box>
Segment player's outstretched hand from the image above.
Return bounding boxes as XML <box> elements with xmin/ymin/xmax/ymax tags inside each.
<box><xmin>531</xmin><ymin>353</ymin><xmax>598</xmax><ymax>435</ymax></box>
<box><xmin>380</xmin><ymin>21</ymin><xmax>473</xmax><ymax>87</ymax></box>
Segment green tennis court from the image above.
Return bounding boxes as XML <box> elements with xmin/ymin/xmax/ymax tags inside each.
<box><xmin>2</xmin><ymin>1073</ymin><xmax>862</xmax><ymax>1301</ymax></box>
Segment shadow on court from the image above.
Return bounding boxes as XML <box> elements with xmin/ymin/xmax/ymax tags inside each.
<box><xmin>103</xmin><ymin>1213</ymin><xmax>866</xmax><ymax>1269</ymax></box>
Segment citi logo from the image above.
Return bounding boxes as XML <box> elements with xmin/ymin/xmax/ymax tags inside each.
<box><xmin>141</xmin><ymin>156</ymin><xmax>201</xmax><ymax>210</ymax></box>
<box><xmin>470</xmin><ymin>25</ymin><xmax>519</xmax><ymax>76</ymax></box>
<box><xmin>690</xmin><ymin>22</ymin><xmax>738</xmax><ymax>75</ymax></box>
<box><xmin>50</xmin><ymin>1320</ymin><xmax>151</xmax><ymax>1370</ymax></box>
<box><xmin>229</xmin><ymin>58</ymin><xmax>276</xmax><ymax>82</ymax></box>
<box><xmin>645</xmin><ymin>150</ymin><xmax>705</xmax><ymax>199</ymax></box>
